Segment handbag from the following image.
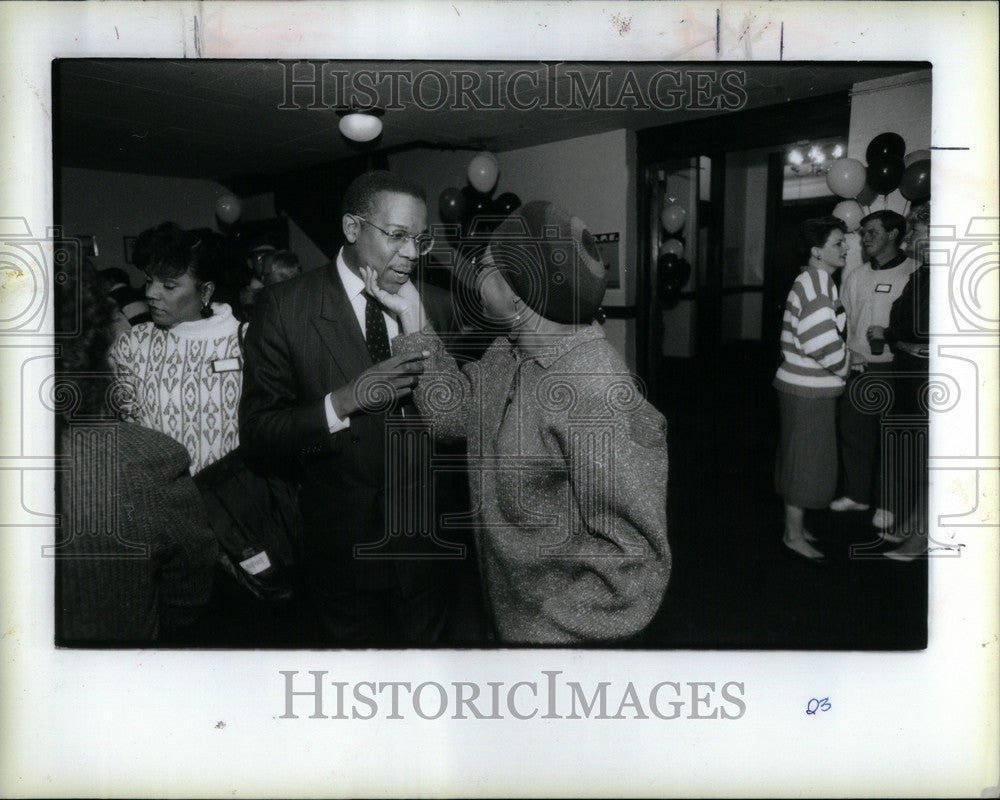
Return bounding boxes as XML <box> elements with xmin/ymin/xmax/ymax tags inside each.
<box><xmin>194</xmin><ymin>444</ymin><xmax>302</xmax><ymax>602</ymax></box>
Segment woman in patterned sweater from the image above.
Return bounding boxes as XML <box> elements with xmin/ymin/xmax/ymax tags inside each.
<box><xmin>111</xmin><ymin>223</ymin><xmax>243</xmax><ymax>475</ymax></box>
<box><xmin>773</xmin><ymin>217</ymin><xmax>851</xmax><ymax>563</ymax></box>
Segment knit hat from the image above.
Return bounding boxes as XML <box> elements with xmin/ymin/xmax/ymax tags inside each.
<box><xmin>486</xmin><ymin>201</ymin><xmax>606</xmax><ymax>324</ymax></box>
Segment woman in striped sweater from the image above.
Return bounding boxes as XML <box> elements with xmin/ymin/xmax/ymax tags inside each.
<box><xmin>773</xmin><ymin>217</ymin><xmax>851</xmax><ymax>563</ymax></box>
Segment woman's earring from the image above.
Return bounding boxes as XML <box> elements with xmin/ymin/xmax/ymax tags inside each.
<box><xmin>512</xmin><ymin>296</ymin><xmax>521</xmax><ymax>323</ymax></box>
<box><xmin>200</xmin><ymin>298</ymin><xmax>213</xmax><ymax>318</ymax></box>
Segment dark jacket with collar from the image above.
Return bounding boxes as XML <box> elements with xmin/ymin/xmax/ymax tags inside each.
<box><xmin>238</xmin><ymin>261</ymin><xmax>455</xmax><ymax>594</ymax></box>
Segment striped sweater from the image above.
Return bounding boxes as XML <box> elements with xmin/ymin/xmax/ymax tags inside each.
<box><xmin>773</xmin><ymin>266</ymin><xmax>850</xmax><ymax>397</ymax></box>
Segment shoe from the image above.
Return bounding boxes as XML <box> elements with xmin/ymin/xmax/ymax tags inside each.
<box><xmin>883</xmin><ymin>546</ymin><xmax>926</xmax><ymax>562</ymax></box>
<box><xmin>872</xmin><ymin>508</ymin><xmax>895</xmax><ymax>529</ymax></box>
<box><xmin>880</xmin><ymin>528</ymin><xmax>906</xmax><ymax>544</ymax></box>
<box><xmin>830</xmin><ymin>496</ymin><xmax>870</xmax><ymax>512</ymax></box>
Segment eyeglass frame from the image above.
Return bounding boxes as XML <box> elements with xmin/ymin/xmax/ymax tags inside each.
<box><xmin>351</xmin><ymin>215</ymin><xmax>435</xmax><ymax>255</ymax></box>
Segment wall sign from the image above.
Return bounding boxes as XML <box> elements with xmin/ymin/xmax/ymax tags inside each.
<box><xmin>593</xmin><ymin>231</ymin><xmax>621</xmax><ymax>290</ymax></box>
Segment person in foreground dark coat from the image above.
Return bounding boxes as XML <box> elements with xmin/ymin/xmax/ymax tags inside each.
<box><xmin>55</xmin><ymin>268</ymin><xmax>217</xmax><ymax>644</ymax></box>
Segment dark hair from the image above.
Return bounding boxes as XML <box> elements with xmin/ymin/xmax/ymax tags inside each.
<box><xmin>262</xmin><ymin>250</ymin><xmax>300</xmax><ymax>274</ymax></box>
<box><xmin>54</xmin><ymin>263</ymin><xmax>119</xmax><ymax>429</ymax></box>
<box><xmin>796</xmin><ymin>216</ymin><xmax>847</xmax><ymax>264</ymax></box>
<box><xmin>341</xmin><ymin>170</ymin><xmax>427</xmax><ymax>218</ymax></box>
<box><xmin>860</xmin><ymin>209</ymin><xmax>907</xmax><ymax>245</ymax></box>
<box><xmin>906</xmin><ymin>201</ymin><xmax>930</xmax><ymax>232</ymax></box>
<box><xmin>135</xmin><ymin>222</ymin><xmax>223</xmax><ymax>287</ymax></box>
<box><xmin>132</xmin><ymin>221</ymin><xmax>183</xmax><ymax>270</ymax></box>
<box><xmin>97</xmin><ymin>267</ymin><xmax>130</xmax><ymax>290</ymax></box>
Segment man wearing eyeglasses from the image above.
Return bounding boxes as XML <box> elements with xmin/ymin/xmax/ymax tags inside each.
<box><xmin>239</xmin><ymin>170</ymin><xmax>457</xmax><ymax>645</ymax></box>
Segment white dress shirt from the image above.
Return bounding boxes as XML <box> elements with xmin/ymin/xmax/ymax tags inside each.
<box><xmin>324</xmin><ymin>249</ymin><xmax>400</xmax><ymax>432</ymax></box>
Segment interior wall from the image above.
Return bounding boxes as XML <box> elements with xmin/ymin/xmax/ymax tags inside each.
<box><xmin>390</xmin><ymin>129</ymin><xmax>638</xmax><ymax>369</ymax></box>
<box><xmin>240</xmin><ymin>191</ymin><xmax>329</xmax><ymax>272</ymax></box>
<box><xmin>58</xmin><ymin>168</ymin><xmax>329</xmax><ymax>286</ymax></box>
<box><xmin>59</xmin><ymin>167</ymin><xmax>232</xmax><ymax>285</ymax></box>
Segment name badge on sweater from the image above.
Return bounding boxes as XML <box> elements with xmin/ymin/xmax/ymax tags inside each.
<box><xmin>875</xmin><ymin>283</ymin><xmax>892</xmax><ymax>293</ymax></box>
<box><xmin>212</xmin><ymin>357</ymin><xmax>241</xmax><ymax>373</ymax></box>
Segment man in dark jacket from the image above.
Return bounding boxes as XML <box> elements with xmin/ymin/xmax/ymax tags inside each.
<box><xmin>239</xmin><ymin>171</ymin><xmax>456</xmax><ymax>645</ymax></box>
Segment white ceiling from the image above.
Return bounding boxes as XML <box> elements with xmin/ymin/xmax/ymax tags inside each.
<box><xmin>55</xmin><ymin>60</ymin><xmax>918</xmax><ymax>181</ymax></box>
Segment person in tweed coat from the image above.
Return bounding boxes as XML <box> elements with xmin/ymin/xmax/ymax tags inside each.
<box><xmin>365</xmin><ymin>201</ymin><xmax>670</xmax><ymax>644</ymax></box>
<box><xmin>56</xmin><ymin>267</ymin><xmax>217</xmax><ymax>643</ymax></box>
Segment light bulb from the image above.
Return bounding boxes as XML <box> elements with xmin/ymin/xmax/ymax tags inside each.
<box><xmin>339</xmin><ymin>112</ymin><xmax>382</xmax><ymax>142</ymax></box>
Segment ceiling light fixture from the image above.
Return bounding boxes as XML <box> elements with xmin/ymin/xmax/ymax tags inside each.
<box><xmin>337</xmin><ymin>107</ymin><xmax>384</xmax><ymax>143</ymax></box>
<box><xmin>786</xmin><ymin>140</ymin><xmax>845</xmax><ymax>176</ymax></box>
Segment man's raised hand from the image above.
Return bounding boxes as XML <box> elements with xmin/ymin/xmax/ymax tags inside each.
<box><xmin>330</xmin><ymin>350</ymin><xmax>430</xmax><ymax>417</ymax></box>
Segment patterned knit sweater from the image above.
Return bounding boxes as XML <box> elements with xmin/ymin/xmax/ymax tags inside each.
<box><xmin>773</xmin><ymin>266</ymin><xmax>850</xmax><ymax>398</ymax></box>
<box><xmin>395</xmin><ymin>324</ymin><xmax>671</xmax><ymax>644</ymax></box>
<box><xmin>110</xmin><ymin>303</ymin><xmax>242</xmax><ymax>474</ymax></box>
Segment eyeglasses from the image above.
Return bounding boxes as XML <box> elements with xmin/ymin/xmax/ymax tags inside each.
<box><xmin>354</xmin><ymin>216</ymin><xmax>434</xmax><ymax>256</ymax></box>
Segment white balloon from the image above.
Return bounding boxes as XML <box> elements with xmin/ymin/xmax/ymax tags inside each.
<box><xmin>659</xmin><ymin>239</ymin><xmax>684</xmax><ymax>257</ymax></box>
<box><xmin>215</xmin><ymin>194</ymin><xmax>242</xmax><ymax>225</ymax></box>
<box><xmin>660</xmin><ymin>204</ymin><xmax>686</xmax><ymax>234</ymax></box>
<box><xmin>468</xmin><ymin>152</ymin><xmax>500</xmax><ymax>194</ymax></box>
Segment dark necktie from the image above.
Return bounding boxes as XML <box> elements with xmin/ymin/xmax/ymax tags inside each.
<box><xmin>364</xmin><ymin>294</ymin><xmax>392</xmax><ymax>363</ymax></box>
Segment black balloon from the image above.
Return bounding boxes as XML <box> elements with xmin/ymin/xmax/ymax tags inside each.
<box><xmin>493</xmin><ymin>192</ymin><xmax>522</xmax><ymax>216</ymax></box>
<box><xmin>866</xmin><ymin>156</ymin><xmax>905</xmax><ymax>196</ymax></box>
<box><xmin>438</xmin><ymin>187</ymin><xmax>465</xmax><ymax>223</ymax></box>
<box><xmin>657</xmin><ymin>254</ymin><xmax>692</xmax><ymax>307</ymax></box>
<box><xmin>460</xmin><ymin>186</ymin><xmax>494</xmax><ymax>236</ymax></box>
<box><xmin>657</xmin><ymin>252</ymin><xmax>690</xmax><ymax>288</ymax></box>
<box><xmin>865</xmin><ymin>132</ymin><xmax>906</xmax><ymax>164</ymax></box>
<box><xmin>898</xmin><ymin>158</ymin><xmax>931</xmax><ymax>201</ymax></box>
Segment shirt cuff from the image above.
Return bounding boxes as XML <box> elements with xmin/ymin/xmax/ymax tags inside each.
<box><xmin>324</xmin><ymin>392</ymin><xmax>351</xmax><ymax>433</ymax></box>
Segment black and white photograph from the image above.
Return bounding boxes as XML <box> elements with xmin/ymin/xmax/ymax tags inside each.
<box><xmin>1</xmin><ymin>2</ymin><xmax>996</xmax><ymax>797</ymax></box>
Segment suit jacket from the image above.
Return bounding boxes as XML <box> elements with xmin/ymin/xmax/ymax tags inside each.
<box><xmin>238</xmin><ymin>261</ymin><xmax>455</xmax><ymax>595</ymax></box>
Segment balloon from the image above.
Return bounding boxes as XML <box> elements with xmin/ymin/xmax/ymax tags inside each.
<box><xmin>832</xmin><ymin>199</ymin><xmax>864</xmax><ymax>232</ymax></box>
<box><xmin>865</xmin><ymin>132</ymin><xmax>906</xmax><ymax>164</ymax></box>
<box><xmin>898</xmin><ymin>158</ymin><xmax>931</xmax><ymax>201</ymax></box>
<box><xmin>462</xmin><ymin>186</ymin><xmax>491</xmax><ymax>217</ymax></box>
<box><xmin>438</xmin><ymin>187</ymin><xmax>465</xmax><ymax>223</ymax></box>
<box><xmin>467</xmin><ymin>151</ymin><xmax>499</xmax><ymax>194</ymax></box>
<box><xmin>657</xmin><ymin>252</ymin><xmax>691</xmax><ymax>288</ymax></box>
<box><xmin>826</xmin><ymin>158</ymin><xmax>867</xmax><ymax>199</ymax></box>
<box><xmin>660</xmin><ymin>204</ymin><xmax>686</xmax><ymax>234</ymax></box>
<box><xmin>659</xmin><ymin>239</ymin><xmax>684</xmax><ymax>258</ymax></box>
<box><xmin>866</xmin><ymin>156</ymin><xmax>905</xmax><ymax>195</ymax></box>
<box><xmin>493</xmin><ymin>191</ymin><xmax>521</xmax><ymax>216</ymax></box>
<box><xmin>667</xmin><ymin>258</ymin><xmax>692</xmax><ymax>289</ymax></box>
<box><xmin>657</xmin><ymin>253</ymin><xmax>691</xmax><ymax>307</ymax></box>
<box><xmin>215</xmin><ymin>194</ymin><xmax>242</xmax><ymax>225</ymax></box>
<box><xmin>855</xmin><ymin>183</ymin><xmax>879</xmax><ymax>208</ymax></box>
<box><xmin>904</xmin><ymin>149</ymin><xmax>931</xmax><ymax>167</ymax></box>
<box><xmin>461</xmin><ymin>186</ymin><xmax>494</xmax><ymax>236</ymax></box>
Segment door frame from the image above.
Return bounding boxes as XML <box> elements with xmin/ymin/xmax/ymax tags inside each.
<box><xmin>635</xmin><ymin>91</ymin><xmax>851</xmax><ymax>393</ymax></box>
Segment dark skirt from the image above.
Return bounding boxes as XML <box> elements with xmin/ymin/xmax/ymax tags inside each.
<box><xmin>775</xmin><ymin>391</ymin><xmax>839</xmax><ymax>509</ymax></box>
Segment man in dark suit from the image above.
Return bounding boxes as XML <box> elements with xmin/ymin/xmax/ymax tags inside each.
<box><xmin>239</xmin><ymin>171</ymin><xmax>455</xmax><ymax>645</ymax></box>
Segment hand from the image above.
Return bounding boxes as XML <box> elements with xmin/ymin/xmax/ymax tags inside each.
<box><xmin>329</xmin><ymin>350</ymin><xmax>430</xmax><ymax>417</ymax></box>
<box><xmin>361</xmin><ymin>265</ymin><xmax>428</xmax><ymax>335</ymax></box>
<box><xmin>867</xmin><ymin>325</ymin><xmax>886</xmax><ymax>340</ymax></box>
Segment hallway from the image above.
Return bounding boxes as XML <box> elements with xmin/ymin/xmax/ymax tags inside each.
<box><xmin>644</xmin><ymin>341</ymin><xmax>927</xmax><ymax>650</ymax></box>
